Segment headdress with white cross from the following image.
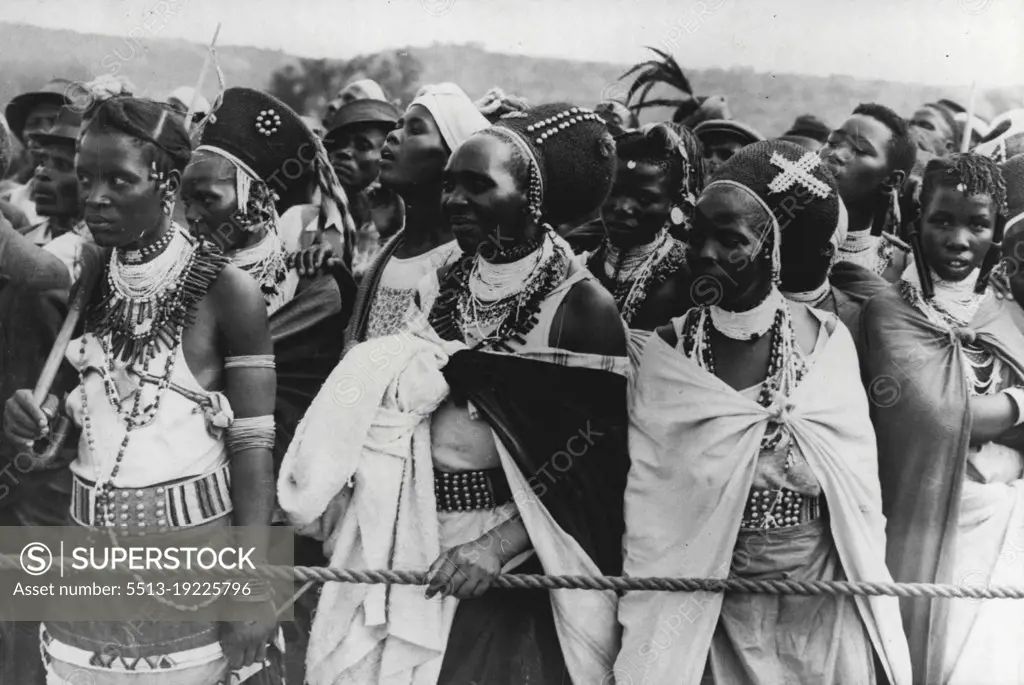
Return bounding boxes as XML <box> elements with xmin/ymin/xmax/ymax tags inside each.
<box><xmin>767</xmin><ymin>151</ymin><xmax>832</xmax><ymax>199</ymax></box>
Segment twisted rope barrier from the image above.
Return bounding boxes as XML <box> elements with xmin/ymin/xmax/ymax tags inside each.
<box><xmin>2</xmin><ymin>555</ymin><xmax>1024</xmax><ymax>599</ymax></box>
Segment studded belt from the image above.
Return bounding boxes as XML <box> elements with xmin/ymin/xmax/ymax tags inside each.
<box><xmin>434</xmin><ymin>467</ymin><xmax>513</xmax><ymax>513</ymax></box>
<box><xmin>740</xmin><ymin>487</ymin><xmax>823</xmax><ymax>529</ymax></box>
<box><xmin>70</xmin><ymin>464</ymin><xmax>233</xmax><ymax>531</ymax></box>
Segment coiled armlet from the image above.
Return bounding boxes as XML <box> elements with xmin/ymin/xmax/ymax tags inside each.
<box><xmin>224</xmin><ymin>354</ymin><xmax>276</xmax><ymax>370</ymax></box>
<box><xmin>227</xmin><ymin>415</ymin><xmax>276</xmax><ymax>453</ymax></box>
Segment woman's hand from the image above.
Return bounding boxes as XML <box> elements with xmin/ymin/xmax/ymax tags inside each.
<box><xmin>219</xmin><ymin>602</ymin><xmax>277</xmax><ymax>672</ymax></box>
<box><xmin>423</xmin><ymin>516</ymin><xmax>531</xmax><ymax>600</ymax></box>
<box><xmin>289</xmin><ymin>245</ymin><xmax>339</xmax><ymax>278</ymax></box>
<box><xmin>424</xmin><ymin>538</ymin><xmax>503</xmax><ymax>600</ymax></box>
<box><xmin>3</xmin><ymin>390</ymin><xmax>57</xmax><ymax>444</ymax></box>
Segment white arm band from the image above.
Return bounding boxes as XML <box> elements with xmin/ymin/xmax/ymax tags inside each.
<box><xmin>1005</xmin><ymin>387</ymin><xmax>1024</xmax><ymax>427</ymax></box>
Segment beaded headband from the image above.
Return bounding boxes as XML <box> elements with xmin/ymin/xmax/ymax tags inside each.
<box><xmin>486</xmin><ymin>125</ymin><xmax>545</xmax><ymax>222</ymax></box>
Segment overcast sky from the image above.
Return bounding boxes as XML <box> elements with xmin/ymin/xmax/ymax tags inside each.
<box><xmin>1</xmin><ymin>0</ymin><xmax>1021</xmax><ymax>87</ymax></box>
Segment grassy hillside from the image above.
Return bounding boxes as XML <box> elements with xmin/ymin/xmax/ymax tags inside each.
<box><xmin>1</xmin><ymin>22</ymin><xmax>1021</xmax><ymax>137</ymax></box>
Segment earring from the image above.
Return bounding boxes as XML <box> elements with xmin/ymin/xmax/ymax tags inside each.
<box><xmin>871</xmin><ymin>188</ymin><xmax>891</xmax><ymax>236</ymax></box>
<box><xmin>160</xmin><ymin>186</ymin><xmax>175</xmax><ymax>216</ymax></box>
<box><xmin>669</xmin><ymin>206</ymin><xmax>685</xmax><ymax>226</ymax></box>
<box><xmin>890</xmin><ymin>187</ymin><xmax>901</xmax><ymax>233</ymax></box>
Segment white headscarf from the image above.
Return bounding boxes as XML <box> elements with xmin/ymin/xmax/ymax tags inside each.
<box><xmin>409</xmin><ymin>82</ymin><xmax>489</xmax><ymax>153</ymax></box>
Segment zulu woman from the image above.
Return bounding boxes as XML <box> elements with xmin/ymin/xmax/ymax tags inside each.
<box><xmin>279</xmin><ymin>103</ymin><xmax>630</xmax><ymax>685</ymax></box>
<box><xmin>4</xmin><ymin>97</ymin><xmax>282</xmax><ymax>684</ymax></box>
<box><xmin>588</xmin><ymin>123</ymin><xmax>694</xmax><ymax>330</ymax></box>
<box><xmin>861</xmin><ymin>154</ymin><xmax>1024</xmax><ymax>684</ymax></box>
<box><xmin>619</xmin><ymin>141</ymin><xmax>911</xmax><ymax>685</ymax></box>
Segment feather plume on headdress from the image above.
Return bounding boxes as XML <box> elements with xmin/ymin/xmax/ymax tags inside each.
<box><xmin>620</xmin><ymin>48</ymin><xmax>728</xmax><ymax>128</ymax></box>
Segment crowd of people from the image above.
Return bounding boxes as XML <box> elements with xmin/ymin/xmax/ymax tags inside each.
<box><xmin>0</xmin><ymin>45</ymin><xmax>1023</xmax><ymax>685</ymax></box>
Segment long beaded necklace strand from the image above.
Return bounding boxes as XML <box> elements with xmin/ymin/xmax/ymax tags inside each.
<box><xmin>79</xmin><ymin>227</ymin><xmax>228</xmax><ymax>612</ymax></box>
<box><xmin>681</xmin><ymin>300</ymin><xmax>809</xmax><ymax>470</ymax></box>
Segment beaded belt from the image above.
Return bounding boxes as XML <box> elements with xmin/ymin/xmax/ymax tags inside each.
<box><xmin>434</xmin><ymin>467</ymin><xmax>513</xmax><ymax>513</ymax></box>
<box><xmin>740</xmin><ymin>487</ymin><xmax>823</xmax><ymax>529</ymax></box>
<box><xmin>70</xmin><ymin>464</ymin><xmax>233</xmax><ymax>531</ymax></box>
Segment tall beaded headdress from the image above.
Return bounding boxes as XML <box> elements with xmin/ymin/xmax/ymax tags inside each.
<box><xmin>486</xmin><ymin>103</ymin><xmax>615</xmax><ymax>226</ymax></box>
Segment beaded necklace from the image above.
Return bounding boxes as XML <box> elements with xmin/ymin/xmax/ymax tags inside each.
<box><xmin>603</xmin><ymin>231</ymin><xmax>669</xmax><ymax>283</ymax></box>
<box><xmin>484</xmin><ymin>233</ymin><xmax>545</xmax><ymax>264</ymax></box>
<box><xmin>230</xmin><ymin>226</ymin><xmax>289</xmax><ymax>304</ymax></box>
<box><xmin>590</xmin><ymin>231</ymin><xmax>687</xmax><ymax>325</ymax></box>
<box><xmin>119</xmin><ymin>229</ymin><xmax>175</xmax><ymax>264</ymax></box>
<box><xmin>839</xmin><ymin>229</ymin><xmax>891</xmax><ymax>276</ymax></box>
<box><xmin>709</xmin><ymin>288</ymin><xmax>787</xmax><ymax>342</ymax></box>
<box><xmin>430</xmin><ymin>231</ymin><xmax>572</xmax><ymax>351</ymax></box>
<box><xmin>781</xmin><ymin>280</ymin><xmax>832</xmax><ymax>309</ymax></box>
<box><xmin>680</xmin><ymin>296</ymin><xmax>808</xmax><ymax>470</ymax></box>
<box><xmin>460</xmin><ymin>231</ymin><xmax>563</xmax><ymax>343</ymax></box>
<box><xmin>90</xmin><ymin>224</ymin><xmax>225</xmax><ymax>365</ymax></box>
<box><xmin>900</xmin><ymin>267</ymin><xmax>1000</xmax><ymax>396</ymax></box>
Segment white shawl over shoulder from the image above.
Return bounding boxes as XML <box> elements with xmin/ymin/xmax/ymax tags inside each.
<box><xmin>615</xmin><ymin>311</ymin><xmax>911</xmax><ymax>685</ymax></box>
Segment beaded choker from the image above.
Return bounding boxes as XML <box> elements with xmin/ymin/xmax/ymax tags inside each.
<box><xmin>88</xmin><ymin>225</ymin><xmax>229</xmax><ymax>366</ymax></box>
<box><xmin>481</xmin><ymin>233</ymin><xmax>545</xmax><ymax>265</ymax></box>
<box><xmin>709</xmin><ymin>287</ymin><xmax>787</xmax><ymax>342</ymax></box>
<box><xmin>119</xmin><ymin>229</ymin><xmax>175</xmax><ymax>264</ymax></box>
<box><xmin>781</xmin><ymin>280</ymin><xmax>831</xmax><ymax>308</ymax></box>
<box><xmin>839</xmin><ymin>229</ymin><xmax>891</xmax><ymax>276</ymax></box>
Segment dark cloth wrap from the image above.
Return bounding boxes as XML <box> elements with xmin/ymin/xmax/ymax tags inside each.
<box><xmin>859</xmin><ymin>284</ymin><xmax>1024</xmax><ymax>684</ymax></box>
<box><xmin>434</xmin><ymin>350</ymin><xmax>628</xmax><ymax>683</ymax></box>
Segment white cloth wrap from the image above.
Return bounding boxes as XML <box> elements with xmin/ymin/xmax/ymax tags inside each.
<box><xmin>615</xmin><ymin>309</ymin><xmax>912</xmax><ymax>685</ymax></box>
<box><xmin>279</xmin><ymin>322</ymin><xmax>464</xmax><ymax>685</ymax></box>
<box><xmin>941</xmin><ymin>445</ymin><xmax>1024</xmax><ymax>685</ymax></box>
